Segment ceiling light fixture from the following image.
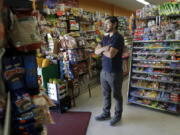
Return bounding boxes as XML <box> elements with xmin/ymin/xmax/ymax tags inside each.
<box><xmin>136</xmin><ymin>0</ymin><xmax>150</xmax><ymax>5</ymax></box>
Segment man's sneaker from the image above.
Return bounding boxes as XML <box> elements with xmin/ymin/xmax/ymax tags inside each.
<box><xmin>95</xmin><ymin>113</ymin><xmax>111</xmax><ymax>121</ymax></box>
<box><xmin>109</xmin><ymin>116</ymin><xmax>121</xmax><ymax>126</ymax></box>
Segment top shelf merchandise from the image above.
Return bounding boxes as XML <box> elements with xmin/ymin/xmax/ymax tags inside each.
<box><xmin>136</xmin><ymin>2</ymin><xmax>180</xmax><ymax>19</ymax></box>
<box><xmin>128</xmin><ymin>2</ymin><xmax>180</xmax><ymax>114</ymax></box>
<box><xmin>134</xmin><ymin>9</ymin><xmax>180</xmax><ymax>41</ymax></box>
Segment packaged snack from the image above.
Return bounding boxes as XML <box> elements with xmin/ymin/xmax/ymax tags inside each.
<box><xmin>33</xmin><ymin>106</ymin><xmax>55</xmax><ymax>124</ymax></box>
<box><xmin>12</xmin><ymin>92</ymin><xmax>35</xmax><ymax>115</ymax></box>
<box><xmin>23</xmin><ymin>55</ymin><xmax>39</xmax><ymax>95</ymax></box>
<box><xmin>32</xmin><ymin>93</ymin><xmax>55</xmax><ymax>107</ymax></box>
<box><xmin>3</xmin><ymin>56</ymin><xmax>25</xmax><ymax>90</ymax></box>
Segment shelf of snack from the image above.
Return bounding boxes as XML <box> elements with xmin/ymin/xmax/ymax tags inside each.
<box><xmin>130</xmin><ymin>92</ymin><xmax>180</xmax><ymax>105</ymax></box>
<box><xmin>133</xmin><ymin>40</ymin><xmax>180</xmax><ymax>43</ymax></box>
<box><xmin>131</xmin><ymin>85</ymin><xmax>180</xmax><ymax>94</ymax></box>
<box><xmin>128</xmin><ymin>1</ymin><xmax>180</xmax><ymax>114</ymax></box>
<box><xmin>36</xmin><ymin>3</ymin><xmax>110</xmax><ymax>106</ymax></box>
<box><xmin>128</xmin><ymin>97</ymin><xmax>179</xmax><ymax>114</ymax></box>
<box><xmin>132</xmin><ymin>70</ymin><xmax>180</xmax><ymax>77</ymax></box>
<box><xmin>32</xmin><ymin>1</ymin><xmax>133</xmax><ymax>105</ymax></box>
<box><xmin>132</xmin><ymin>63</ymin><xmax>180</xmax><ymax>69</ymax></box>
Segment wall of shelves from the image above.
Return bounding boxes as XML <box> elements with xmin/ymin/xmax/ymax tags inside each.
<box><xmin>131</xmin><ymin>85</ymin><xmax>180</xmax><ymax>94</ymax></box>
<box><xmin>128</xmin><ymin>40</ymin><xmax>180</xmax><ymax>114</ymax></box>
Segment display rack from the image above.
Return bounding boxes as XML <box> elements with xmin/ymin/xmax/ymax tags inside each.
<box><xmin>128</xmin><ymin>10</ymin><xmax>180</xmax><ymax>113</ymax></box>
<box><xmin>128</xmin><ymin>39</ymin><xmax>180</xmax><ymax>114</ymax></box>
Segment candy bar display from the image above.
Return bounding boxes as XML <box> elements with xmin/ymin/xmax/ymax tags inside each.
<box><xmin>128</xmin><ymin>1</ymin><xmax>180</xmax><ymax>113</ymax></box>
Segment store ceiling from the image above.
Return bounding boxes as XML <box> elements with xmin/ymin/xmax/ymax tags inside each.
<box><xmin>100</xmin><ymin>0</ymin><xmax>168</xmax><ymax>11</ymax></box>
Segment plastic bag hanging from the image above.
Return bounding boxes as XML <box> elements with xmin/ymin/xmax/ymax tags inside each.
<box><xmin>9</xmin><ymin>12</ymin><xmax>42</xmax><ymax>52</ymax></box>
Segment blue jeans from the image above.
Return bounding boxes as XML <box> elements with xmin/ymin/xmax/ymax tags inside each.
<box><xmin>100</xmin><ymin>70</ymin><xmax>123</xmax><ymax>116</ymax></box>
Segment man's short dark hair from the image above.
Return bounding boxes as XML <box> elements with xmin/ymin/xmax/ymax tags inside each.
<box><xmin>105</xmin><ymin>16</ymin><xmax>119</xmax><ymax>29</ymax></box>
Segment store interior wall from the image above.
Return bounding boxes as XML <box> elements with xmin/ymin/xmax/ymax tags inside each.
<box><xmin>113</xmin><ymin>6</ymin><xmax>133</xmax><ymax>16</ymax></box>
<box><xmin>79</xmin><ymin>0</ymin><xmax>133</xmax><ymax>16</ymax></box>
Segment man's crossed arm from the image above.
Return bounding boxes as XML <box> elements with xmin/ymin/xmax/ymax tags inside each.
<box><xmin>95</xmin><ymin>44</ymin><xmax>119</xmax><ymax>59</ymax></box>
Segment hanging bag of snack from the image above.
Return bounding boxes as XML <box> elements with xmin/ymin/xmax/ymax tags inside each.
<box><xmin>9</xmin><ymin>11</ymin><xmax>42</xmax><ymax>52</ymax></box>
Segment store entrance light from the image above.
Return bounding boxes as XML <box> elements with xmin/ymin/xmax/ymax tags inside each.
<box><xmin>136</xmin><ymin>0</ymin><xmax>150</xmax><ymax>5</ymax></box>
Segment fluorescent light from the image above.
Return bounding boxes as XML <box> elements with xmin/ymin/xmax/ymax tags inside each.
<box><xmin>136</xmin><ymin>0</ymin><xmax>150</xmax><ymax>5</ymax></box>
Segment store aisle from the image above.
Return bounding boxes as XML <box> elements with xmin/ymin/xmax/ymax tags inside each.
<box><xmin>70</xmin><ymin>77</ymin><xmax>180</xmax><ymax>135</ymax></box>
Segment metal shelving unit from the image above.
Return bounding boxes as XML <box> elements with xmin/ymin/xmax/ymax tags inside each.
<box><xmin>133</xmin><ymin>40</ymin><xmax>180</xmax><ymax>43</ymax></box>
<box><xmin>128</xmin><ymin>100</ymin><xmax>179</xmax><ymax>114</ymax></box>
<box><xmin>131</xmin><ymin>85</ymin><xmax>180</xmax><ymax>94</ymax></box>
<box><xmin>133</xmin><ymin>59</ymin><xmax>180</xmax><ymax>63</ymax></box>
<box><xmin>132</xmin><ymin>77</ymin><xmax>180</xmax><ymax>84</ymax></box>
<box><xmin>130</xmin><ymin>94</ymin><xmax>180</xmax><ymax>105</ymax></box>
<box><xmin>132</xmin><ymin>64</ymin><xmax>180</xmax><ymax>70</ymax></box>
<box><xmin>133</xmin><ymin>52</ymin><xmax>180</xmax><ymax>56</ymax></box>
<box><xmin>133</xmin><ymin>47</ymin><xmax>179</xmax><ymax>50</ymax></box>
<box><xmin>128</xmin><ymin>39</ymin><xmax>180</xmax><ymax>114</ymax></box>
<box><xmin>132</xmin><ymin>70</ymin><xmax>180</xmax><ymax>77</ymax></box>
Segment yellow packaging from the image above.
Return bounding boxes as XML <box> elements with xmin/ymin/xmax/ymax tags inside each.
<box><xmin>36</xmin><ymin>57</ymin><xmax>44</xmax><ymax>68</ymax></box>
<box><xmin>42</xmin><ymin>58</ymin><xmax>50</xmax><ymax>68</ymax></box>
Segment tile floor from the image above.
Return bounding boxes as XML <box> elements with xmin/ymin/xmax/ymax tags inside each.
<box><xmin>71</xmin><ymin>77</ymin><xmax>180</xmax><ymax>135</ymax></box>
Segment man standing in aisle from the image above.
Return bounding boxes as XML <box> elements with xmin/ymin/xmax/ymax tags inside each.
<box><xmin>95</xmin><ymin>16</ymin><xmax>124</xmax><ymax>126</ymax></box>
